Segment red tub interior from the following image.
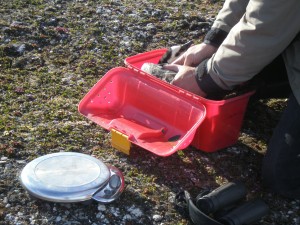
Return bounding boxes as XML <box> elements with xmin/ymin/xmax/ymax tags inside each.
<box><xmin>78</xmin><ymin>67</ymin><xmax>206</xmax><ymax>156</ymax></box>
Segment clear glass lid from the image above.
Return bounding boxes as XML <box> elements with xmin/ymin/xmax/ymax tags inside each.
<box><xmin>20</xmin><ymin>152</ymin><xmax>111</xmax><ymax>202</ymax></box>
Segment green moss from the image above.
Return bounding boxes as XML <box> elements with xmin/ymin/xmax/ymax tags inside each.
<box><xmin>0</xmin><ymin>57</ymin><xmax>12</xmax><ymax>69</ymax></box>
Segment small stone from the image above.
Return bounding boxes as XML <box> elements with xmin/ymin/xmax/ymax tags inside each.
<box><xmin>55</xmin><ymin>216</ymin><xmax>61</xmax><ymax>222</ymax></box>
<box><xmin>123</xmin><ymin>214</ymin><xmax>132</xmax><ymax>220</ymax></box>
<box><xmin>4</xmin><ymin>44</ymin><xmax>27</xmax><ymax>57</ymax></box>
<box><xmin>96</xmin><ymin>212</ymin><xmax>103</xmax><ymax>219</ymax></box>
<box><xmin>3</xmin><ymin>197</ymin><xmax>8</xmax><ymax>204</ymax></box>
<box><xmin>153</xmin><ymin>214</ymin><xmax>163</xmax><ymax>222</ymax></box>
<box><xmin>97</xmin><ymin>204</ymin><xmax>106</xmax><ymax>211</ymax></box>
<box><xmin>46</xmin><ymin>17</ymin><xmax>58</xmax><ymax>26</ymax></box>
<box><xmin>110</xmin><ymin>207</ymin><xmax>120</xmax><ymax>217</ymax></box>
<box><xmin>26</xmin><ymin>94</ymin><xmax>35</xmax><ymax>101</ymax></box>
<box><xmin>128</xmin><ymin>206</ymin><xmax>143</xmax><ymax>218</ymax></box>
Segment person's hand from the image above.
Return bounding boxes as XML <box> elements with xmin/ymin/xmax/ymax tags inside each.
<box><xmin>172</xmin><ymin>43</ymin><xmax>217</xmax><ymax>66</ymax></box>
<box><xmin>164</xmin><ymin>64</ymin><xmax>207</xmax><ymax>97</ymax></box>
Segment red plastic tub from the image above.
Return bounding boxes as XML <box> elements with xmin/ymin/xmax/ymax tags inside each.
<box><xmin>78</xmin><ymin>67</ymin><xmax>206</xmax><ymax>156</ymax></box>
<box><xmin>190</xmin><ymin>92</ymin><xmax>254</xmax><ymax>152</ymax></box>
<box><xmin>125</xmin><ymin>49</ymin><xmax>255</xmax><ymax>152</ymax></box>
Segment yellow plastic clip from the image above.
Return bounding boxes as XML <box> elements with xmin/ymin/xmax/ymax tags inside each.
<box><xmin>111</xmin><ymin>129</ymin><xmax>131</xmax><ymax>155</ymax></box>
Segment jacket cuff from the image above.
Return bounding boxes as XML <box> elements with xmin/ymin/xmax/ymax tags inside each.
<box><xmin>204</xmin><ymin>28</ymin><xmax>228</xmax><ymax>47</ymax></box>
<box><xmin>196</xmin><ymin>59</ymin><xmax>226</xmax><ymax>98</ymax></box>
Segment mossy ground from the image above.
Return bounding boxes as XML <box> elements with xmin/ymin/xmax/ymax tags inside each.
<box><xmin>0</xmin><ymin>1</ymin><xmax>299</xmax><ymax>224</ymax></box>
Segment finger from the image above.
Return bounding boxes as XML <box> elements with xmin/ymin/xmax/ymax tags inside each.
<box><xmin>170</xmin><ymin>75</ymin><xmax>182</xmax><ymax>85</ymax></box>
<box><xmin>170</xmin><ymin>75</ymin><xmax>180</xmax><ymax>85</ymax></box>
<box><xmin>170</xmin><ymin>77</ymin><xmax>179</xmax><ymax>85</ymax></box>
<box><xmin>163</xmin><ymin>64</ymin><xmax>180</xmax><ymax>72</ymax></box>
<box><xmin>170</xmin><ymin>70</ymin><xmax>184</xmax><ymax>85</ymax></box>
<box><xmin>171</xmin><ymin>54</ymin><xmax>185</xmax><ymax>65</ymax></box>
<box><xmin>183</xmin><ymin>55</ymin><xmax>194</xmax><ymax>66</ymax></box>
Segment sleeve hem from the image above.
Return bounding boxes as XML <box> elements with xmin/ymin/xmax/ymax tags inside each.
<box><xmin>196</xmin><ymin>59</ymin><xmax>227</xmax><ymax>97</ymax></box>
<box><xmin>204</xmin><ymin>28</ymin><xmax>228</xmax><ymax>47</ymax></box>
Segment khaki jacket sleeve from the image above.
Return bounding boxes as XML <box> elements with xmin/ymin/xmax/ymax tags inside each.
<box><xmin>206</xmin><ymin>0</ymin><xmax>300</xmax><ymax>91</ymax></box>
<box><xmin>212</xmin><ymin>0</ymin><xmax>249</xmax><ymax>32</ymax></box>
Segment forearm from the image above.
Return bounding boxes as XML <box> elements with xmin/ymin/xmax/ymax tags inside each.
<box><xmin>172</xmin><ymin>0</ymin><xmax>249</xmax><ymax>66</ymax></box>
<box><xmin>204</xmin><ymin>0</ymin><xmax>249</xmax><ymax>47</ymax></box>
<box><xmin>197</xmin><ymin>0</ymin><xmax>300</xmax><ymax>96</ymax></box>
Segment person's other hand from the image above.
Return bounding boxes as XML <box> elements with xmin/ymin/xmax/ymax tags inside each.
<box><xmin>172</xmin><ymin>43</ymin><xmax>217</xmax><ymax>66</ymax></box>
<box><xmin>164</xmin><ymin>64</ymin><xmax>207</xmax><ymax>97</ymax></box>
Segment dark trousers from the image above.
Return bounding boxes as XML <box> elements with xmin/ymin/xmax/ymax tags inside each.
<box><xmin>262</xmin><ymin>93</ymin><xmax>300</xmax><ymax>199</ymax></box>
<box><xmin>252</xmin><ymin>56</ymin><xmax>300</xmax><ymax>199</ymax></box>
